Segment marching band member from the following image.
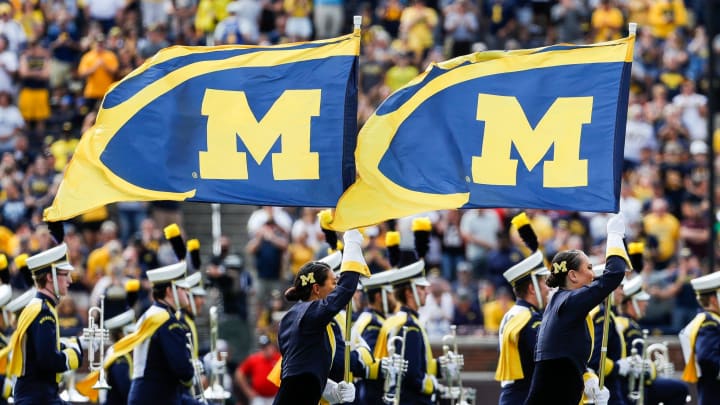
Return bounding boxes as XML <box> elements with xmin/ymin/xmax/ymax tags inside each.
<box><xmin>588</xmin><ymin>265</ymin><xmax>630</xmax><ymax>405</ymax></box>
<box><xmin>6</xmin><ymin>243</ymin><xmax>84</xmax><ymax>405</ymax></box>
<box><xmin>127</xmin><ymin>262</ymin><xmax>196</xmax><ymax>405</ymax></box>
<box><xmin>0</xmin><ymin>286</ymin><xmax>36</xmax><ymax>402</ymax></box>
<box><xmin>176</xmin><ymin>272</ymin><xmax>205</xmax><ymax>360</ymax></box>
<box><xmin>350</xmin><ymin>234</ymin><xmax>405</xmax><ymax>404</ymax></box>
<box><xmin>76</xmin><ymin>279</ymin><xmax>142</xmax><ymax>404</ymax></box>
<box><xmin>102</xmin><ymin>308</ymin><xmax>137</xmax><ymax>405</ymax></box>
<box><xmin>351</xmin><ymin>280</ymin><xmax>395</xmax><ymax>403</ymax></box>
<box><xmin>273</xmin><ymin>229</ymin><xmax>369</xmax><ymax>405</ymax></box>
<box><xmin>495</xmin><ymin>250</ymin><xmax>549</xmax><ymax>405</ymax></box>
<box><xmin>524</xmin><ymin>214</ymin><xmax>631</xmax><ymax>405</ymax></box>
<box><xmin>617</xmin><ymin>276</ymin><xmax>689</xmax><ymax>405</ymax></box>
<box><xmin>0</xmin><ymin>284</ymin><xmax>13</xmax><ymax>405</ymax></box>
<box><xmin>680</xmin><ymin>271</ymin><xmax>720</xmax><ymax>405</ymax></box>
<box><xmin>374</xmin><ymin>259</ymin><xmax>437</xmax><ymax>405</ymax></box>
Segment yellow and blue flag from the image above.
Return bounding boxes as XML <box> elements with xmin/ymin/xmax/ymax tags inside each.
<box><xmin>44</xmin><ymin>32</ymin><xmax>360</xmax><ymax>222</ymax></box>
<box><xmin>330</xmin><ymin>36</ymin><xmax>635</xmax><ymax>230</ymax></box>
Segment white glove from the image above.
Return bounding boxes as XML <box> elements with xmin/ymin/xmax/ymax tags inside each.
<box><xmin>616</xmin><ymin>357</ymin><xmax>632</xmax><ymax>376</ymax></box>
<box><xmin>595</xmin><ymin>387</ymin><xmax>610</xmax><ymax>405</ymax></box>
<box><xmin>337</xmin><ymin>381</ymin><xmax>356</xmax><ymax>403</ymax></box>
<box><xmin>606</xmin><ymin>212</ymin><xmax>626</xmax><ymax>237</ymax></box>
<box><xmin>583</xmin><ymin>375</ymin><xmax>601</xmax><ymax>399</ymax></box>
<box><xmin>322</xmin><ymin>380</ymin><xmax>342</xmax><ymax>404</ymax></box>
<box><xmin>343</xmin><ymin>229</ymin><xmax>364</xmax><ymax>248</ymax></box>
<box><xmin>340</xmin><ymin>229</ymin><xmax>370</xmax><ymax>277</ymax></box>
<box><xmin>605</xmin><ymin>213</ymin><xmax>630</xmax><ymax>266</ymax></box>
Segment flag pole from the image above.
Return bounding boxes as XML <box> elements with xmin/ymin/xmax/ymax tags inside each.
<box><xmin>600</xmin><ymin>26</ymin><xmax>635</xmax><ymax>389</ymax></box>
<box><xmin>344</xmin><ymin>17</ymin><xmax>363</xmax><ymax>385</ymax></box>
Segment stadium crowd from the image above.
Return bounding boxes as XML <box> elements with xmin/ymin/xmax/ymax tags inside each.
<box><xmin>0</xmin><ymin>0</ymin><xmax>716</xmax><ymax>403</ymax></box>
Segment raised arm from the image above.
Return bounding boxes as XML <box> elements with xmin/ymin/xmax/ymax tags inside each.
<box><xmin>565</xmin><ymin>214</ymin><xmax>631</xmax><ymax>317</ymax></box>
<box><xmin>303</xmin><ymin>230</ymin><xmax>371</xmax><ymax>329</ymax></box>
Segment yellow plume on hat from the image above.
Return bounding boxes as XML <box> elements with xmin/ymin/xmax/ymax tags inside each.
<box><xmin>385</xmin><ymin>231</ymin><xmax>400</xmax><ymax>247</ymax></box>
<box><xmin>14</xmin><ymin>254</ymin><xmax>28</xmax><ymax>269</ymax></box>
<box><xmin>163</xmin><ymin>223</ymin><xmax>181</xmax><ymax>240</ymax></box>
<box><xmin>125</xmin><ymin>279</ymin><xmax>140</xmax><ymax>293</ymax></box>
<box><xmin>411</xmin><ymin>217</ymin><xmax>432</xmax><ymax>232</ymax></box>
<box><xmin>187</xmin><ymin>239</ymin><xmax>200</xmax><ymax>251</ymax></box>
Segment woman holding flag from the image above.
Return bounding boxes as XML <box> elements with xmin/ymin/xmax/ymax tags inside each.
<box><xmin>524</xmin><ymin>214</ymin><xmax>632</xmax><ymax>405</ymax></box>
<box><xmin>273</xmin><ymin>229</ymin><xmax>370</xmax><ymax>405</ymax></box>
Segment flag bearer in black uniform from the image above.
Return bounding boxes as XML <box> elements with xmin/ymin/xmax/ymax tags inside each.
<box><xmin>127</xmin><ymin>261</ymin><xmax>197</xmax><ymax>405</ymax></box>
<box><xmin>524</xmin><ymin>214</ymin><xmax>632</xmax><ymax>405</ymax></box>
<box><xmin>6</xmin><ymin>243</ymin><xmax>83</xmax><ymax>405</ymax></box>
<box><xmin>680</xmin><ymin>271</ymin><xmax>720</xmax><ymax>405</ymax></box>
<box><xmin>495</xmin><ymin>250</ymin><xmax>549</xmax><ymax>405</ymax></box>
<box><xmin>273</xmin><ymin>229</ymin><xmax>370</xmax><ymax>405</ymax></box>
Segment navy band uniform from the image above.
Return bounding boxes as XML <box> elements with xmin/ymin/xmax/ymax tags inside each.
<box><xmin>273</xmin><ymin>230</ymin><xmax>370</xmax><ymax>405</ymax></box>
<box><xmin>127</xmin><ymin>262</ymin><xmax>196</xmax><ymax>405</ymax></box>
<box><xmin>495</xmin><ymin>250</ymin><xmax>549</xmax><ymax>405</ymax></box>
<box><xmin>617</xmin><ymin>276</ymin><xmax>689</xmax><ymax>405</ymax></box>
<box><xmin>524</xmin><ymin>214</ymin><xmax>632</xmax><ymax>405</ymax></box>
<box><xmin>374</xmin><ymin>260</ymin><xmax>438</xmax><ymax>405</ymax></box>
<box><xmin>680</xmin><ymin>271</ymin><xmax>720</xmax><ymax>405</ymax></box>
<box><xmin>7</xmin><ymin>243</ymin><xmax>83</xmax><ymax>405</ymax></box>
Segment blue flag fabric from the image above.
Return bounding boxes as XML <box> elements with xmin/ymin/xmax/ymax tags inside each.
<box><xmin>45</xmin><ymin>33</ymin><xmax>360</xmax><ymax>221</ymax></box>
<box><xmin>330</xmin><ymin>36</ymin><xmax>635</xmax><ymax>230</ymax></box>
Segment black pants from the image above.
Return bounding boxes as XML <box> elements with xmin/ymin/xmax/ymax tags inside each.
<box><xmin>524</xmin><ymin>358</ymin><xmax>584</xmax><ymax>405</ymax></box>
<box><xmin>273</xmin><ymin>373</ymin><xmax>322</xmax><ymax>405</ymax></box>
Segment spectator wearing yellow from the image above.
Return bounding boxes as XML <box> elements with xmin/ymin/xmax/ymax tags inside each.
<box><xmin>590</xmin><ymin>0</ymin><xmax>624</xmax><ymax>42</ymax></box>
<box><xmin>384</xmin><ymin>51</ymin><xmax>418</xmax><ymax>92</ymax></box>
<box><xmin>78</xmin><ymin>33</ymin><xmax>118</xmax><ymax>108</ymax></box>
<box><xmin>483</xmin><ymin>285</ymin><xmax>514</xmax><ymax>334</ymax></box>
<box><xmin>17</xmin><ymin>39</ymin><xmax>50</xmax><ymax>135</ymax></box>
<box><xmin>49</xmin><ymin>122</ymin><xmax>78</xmax><ymax>172</ymax></box>
<box><xmin>648</xmin><ymin>0</ymin><xmax>688</xmax><ymax>40</ymax></box>
<box><xmin>399</xmin><ymin>0</ymin><xmax>437</xmax><ymax>63</ymax></box>
<box><xmin>643</xmin><ymin>197</ymin><xmax>680</xmax><ymax>269</ymax></box>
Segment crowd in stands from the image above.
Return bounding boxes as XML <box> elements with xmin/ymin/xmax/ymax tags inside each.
<box><xmin>0</xmin><ymin>0</ymin><xmax>716</xmax><ymax>403</ymax></box>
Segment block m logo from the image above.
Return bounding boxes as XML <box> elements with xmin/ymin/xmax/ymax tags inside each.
<box><xmin>199</xmin><ymin>89</ymin><xmax>321</xmax><ymax>180</ymax></box>
<box><xmin>472</xmin><ymin>94</ymin><xmax>593</xmax><ymax>187</ymax></box>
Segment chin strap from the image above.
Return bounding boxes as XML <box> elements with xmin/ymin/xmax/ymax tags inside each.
<box><xmin>51</xmin><ymin>265</ymin><xmax>60</xmax><ymax>300</ymax></box>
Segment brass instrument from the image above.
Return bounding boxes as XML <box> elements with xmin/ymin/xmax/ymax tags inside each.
<box><xmin>186</xmin><ymin>332</ymin><xmax>207</xmax><ymax>403</ymax></box>
<box><xmin>628</xmin><ymin>329</ymin><xmax>649</xmax><ymax>405</ymax></box>
<box><xmin>646</xmin><ymin>342</ymin><xmax>675</xmax><ymax>378</ymax></box>
<box><xmin>381</xmin><ymin>327</ymin><xmax>408</xmax><ymax>405</ymax></box>
<box><xmin>438</xmin><ymin>325</ymin><xmax>475</xmax><ymax>405</ymax></box>
<box><xmin>203</xmin><ymin>306</ymin><xmax>231</xmax><ymax>403</ymax></box>
<box><xmin>81</xmin><ymin>296</ymin><xmax>110</xmax><ymax>391</ymax></box>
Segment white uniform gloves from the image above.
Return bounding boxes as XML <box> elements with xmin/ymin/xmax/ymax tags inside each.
<box><xmin>322</xmin><ymin>380</ymin><xmax>356</xmax><ymax>404</ymax></box>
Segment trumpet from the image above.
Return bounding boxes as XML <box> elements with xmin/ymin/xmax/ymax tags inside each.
<box><xmin>628</xmin><ymin>329</ymin><xmax>649</xmax><ymax>405</ymax></box>
<box><xmin>203</xmin><ymin>306</ymin><xmax>231</xmax><ymax>403</ymax></box>
<box><xmin>438</xmin><ymin>325</ymin><xmax>475</xmax><ymax>405</ymax></box>
<box><xmin>381</xmin><ymin>327</ymin><xmax>408</xmax><ymax>405</ymax></box>
<box><xmin>186</xmin><ymin>332</ymin><xmax>207</xmax><ymax>403</ymax></box>
<box><xmin>81</xmin><ymin>296</ymin><xmax>110</xmax><ymax>391</ymax></box>
<box><xmin>647</xmin><ymin>342</ymin><xmax>675</xmax><ymax>378</ymax></box>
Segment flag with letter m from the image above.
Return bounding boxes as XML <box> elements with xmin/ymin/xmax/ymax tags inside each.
<box><xmin>44</xmin><ymin>32</ymin><xmax>360</xmax><ymax>221</ymax></box>
<box><xmin>330</xmin><ymin>36</ymin><xmax>635</xmax><ymax>230</ymax></box>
